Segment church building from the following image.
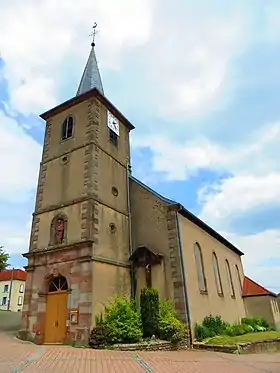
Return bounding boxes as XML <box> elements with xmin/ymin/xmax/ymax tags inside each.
<box><xmin>19</xmin><ymin>33</ymin><xmax>246</xmax><ymax>345</ymax></box>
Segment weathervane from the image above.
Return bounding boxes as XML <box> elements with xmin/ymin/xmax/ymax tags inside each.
<box><xmin>90</xmin><ymin>22</ymin><xmax>98</xmax><ymax>47</ymax></box>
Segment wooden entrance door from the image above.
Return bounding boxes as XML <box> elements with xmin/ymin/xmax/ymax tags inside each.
<box><xmin>44</xmin><ymin>275</ymin><xmax>68</xmax><ymax>344</ymax></box>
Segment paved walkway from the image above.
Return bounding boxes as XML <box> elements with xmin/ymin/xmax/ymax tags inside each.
<box><xmin>1</xmin><ymin>332</ymin><xmax>280</xmax><ymax>373</ymax></box>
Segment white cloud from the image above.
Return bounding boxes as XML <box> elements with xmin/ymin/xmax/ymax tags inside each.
<box><xmin>132</xmin><ymin>118</ymin><xmax>280</xmax><ymax>291</ymax></box>
<box><xmin>0</xmin><ymin>0</ymin><xmax>252</xmax><ymax>118</ymax></box>
<box><xmin>144</xmin><ymin>8</ymin><xmax>248</xmax><ymax>118</ymax></box>
<box><xmin>196</xmin><ymin>172</ymin><xmax>280</xmax><ymax>292</ymax></box>
<box><xmin>131</xmin><ymin>121</ymin><xmax>280</xmax><ymax>181</ymax></box>
<box><xmin>0</xmin><ymin>110</ymin><xmax>40</xmax><ymax>255</ymax></box>
<box><xmin>0</xmin><ymin>111</ymin><xmax>41</xmax><ymax>202</ymax></box>
<box><xmin>0</xmin><ymin>217</ymin><xmax>31</xmax><ymax>255</ymax></box>
<box><xmin>199</xmin><ymin>173</ymin><xmax>280</xmax><ymax>227</ymax></box>
<box><xmin>0</xmin><ymin>0</ymin><xmax>158</xmax><ymax>115</ymax></box>
<box><xmin>225</xmin><ymin>229</ymin><xmax>280</xmax><ymax>294</ymax></box>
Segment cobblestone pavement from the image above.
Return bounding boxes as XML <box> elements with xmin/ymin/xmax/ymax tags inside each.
<box><xmin>1</xmin><ymin>332</ymin><xmax>280</xmax><ymax>373</ymax></box>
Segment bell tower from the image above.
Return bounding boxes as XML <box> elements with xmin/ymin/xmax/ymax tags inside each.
<box><xmin>19</xmin><ymin>25</ymin><xmax>135</xmax><ymax>345</ymax></box>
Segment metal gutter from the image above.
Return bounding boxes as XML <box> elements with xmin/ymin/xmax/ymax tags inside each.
<box><xmin>126</xmin><ymin>163</ymin><xmax>135</xmax><ymax>299</ymax></box>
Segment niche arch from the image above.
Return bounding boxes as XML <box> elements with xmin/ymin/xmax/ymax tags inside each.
<box><xmin>49</xmin><ymin>213</ymin><xmax>68</xmax><ymax>246</ymax></box>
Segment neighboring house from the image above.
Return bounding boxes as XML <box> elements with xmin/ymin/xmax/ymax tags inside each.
<box><xmin>19</xmin><ymin>38</ymin><xmax>246</xmax><ymax>346</ymax></box>
<box><xmin>0</xmin><ymin>269</ymin><xmax>26</xmax><ymax>312</ymax></box>
<box><xmin>243</xmin><ymin>276</ymin><xmax>280</xmax><ymax>330</ymax></box>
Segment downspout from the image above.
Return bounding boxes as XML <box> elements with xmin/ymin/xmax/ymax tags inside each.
<box><xmin>175</xmin><ymin>210</ymin><xmax>193</xmax><ymax>347</ymax></box>
<box><xmin>7</xmin><ymin>267</ymin><xmax>14</xmax><ymax>311</ymax></box>
<box><xmin>126</xmin><ymin>163</ymin><xmax>135</xmax><ymax>299</ymax></box>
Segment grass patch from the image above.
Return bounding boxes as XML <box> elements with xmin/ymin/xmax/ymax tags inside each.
<box><xmin>206</xmin><ymin>331</ymin><xmax>280</xmax><ymax>345</ymax></box>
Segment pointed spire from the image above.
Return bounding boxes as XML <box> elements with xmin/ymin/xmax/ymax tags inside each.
<box><xmin>76</xmin><ymin>23</ymin><xmax>104</xmax><ymax>96</ymax></box>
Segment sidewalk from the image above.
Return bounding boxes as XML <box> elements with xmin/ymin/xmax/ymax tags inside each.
<box><xmin>1</xmin><ymin>332</ymin><xmax>280</xmax><ymax>373</ymax></box>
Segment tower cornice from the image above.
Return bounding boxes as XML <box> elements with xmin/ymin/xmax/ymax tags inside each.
<box><xmin>40</xmin><ymin>87</ymin><xmax>135</xmax><ymax>131</ymax></box>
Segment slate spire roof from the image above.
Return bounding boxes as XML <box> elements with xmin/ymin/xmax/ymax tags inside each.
<box><xmin>76</xmin><ymin>38</ymin><xmax>104</xmax><ymax>96</ymax></box>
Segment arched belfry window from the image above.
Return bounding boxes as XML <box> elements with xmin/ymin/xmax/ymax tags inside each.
<box><xmin>49</xmin><ymin>275</ymin><xmax>68</xmax><ymax>292</ymax></box>
<box><xmin>194</xmin><ymin>242</ymin><xmax>207</xmax><ymax>293</ymax></box>
<box><xmin>50</xmin><ymin>214</ymin><xmax>67</xmax><ymax>246</ymax></box>
<box><xmin>61</xmin><ymin>116</ymin><xmax>74</xmax><ymax>140</ymax></box>
<box><xmin>212</xmin><ymin>252</ymin><xmax>223</xmax><ymax>296</ymax></box>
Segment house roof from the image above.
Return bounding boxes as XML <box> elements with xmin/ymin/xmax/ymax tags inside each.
<box><xmin>130</xmin><ymin>175</ymin><xmax>244</xmax><ymax>257</ymax></box>
<box><xmin>40</xmin><ymin>87</ymin><xmax>135</xmax><ymax>132</ymax></box>
<box><xmin>0</xmin><ymin>269</ymin><xmax>26</xmax><ymax>282</ymax></box>
<box><xmin>242</xmin><ymin>276</ymin><xmax>277</xmax><ymax>297</ymax></box>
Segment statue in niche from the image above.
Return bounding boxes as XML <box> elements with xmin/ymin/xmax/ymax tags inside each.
<box><xmin>55</xmin><ymin>218</ymin><xmax>65</xmax><ymax>244</ymax></box>
<box><xmin>145</xmin><ymin>264</ymin><xmax>152</xmax><ymax>288</ymax></box>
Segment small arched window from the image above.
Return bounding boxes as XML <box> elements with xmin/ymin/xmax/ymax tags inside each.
<box><xmin>235</xmin><ymin>265</ymin><xmax>242</xmax><ymax>295</ymax></box>
<box><xmin>212</xmin><ymin>252</ymin><xmax>223</xmax><ymax>296</ymax></box>
<box><xmin>61</xmin><ymin>116</ymin><xmax>74</xmax><ymax>140</ymax></box>
<box><xmin>225</xmin><ymin>260</ymin><xmax>235</xmax><ymax>298</ymax></box>
<box><xmin>194</xmin><ymin>243</ymin><xmax>207</xmax><ymax>293</ymax></box>
<box><xmin>49</xmin><ymin>275</ymin><xmax>68</xmax><ymax>292</ymax></box>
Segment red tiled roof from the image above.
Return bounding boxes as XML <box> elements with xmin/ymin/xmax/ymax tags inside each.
<box><xmin>243</xmin><ymin>276</ymin><xmax>276</xmax><ymax>297</ymax></box>
<box><xmin>0</xmin><ymin>269</ymin><xmax>26</xmax><ymax>282</ymax></box>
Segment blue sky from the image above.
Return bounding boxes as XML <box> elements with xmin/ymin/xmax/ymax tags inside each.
<box><xmin>0</xmin><ymin>0</ymin><xmax>280</xmax><ymax>294</ymax></box>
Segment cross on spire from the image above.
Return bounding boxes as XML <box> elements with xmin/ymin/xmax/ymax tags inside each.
<box><xmin>89</xmin><ymin>22</ymin><xmax>98</xmax><ymax>47</ymax></box>
<box><xmin>76</xmin><ymin>22</ymin><xmax>104</xmax><ymax>96</ymax></box>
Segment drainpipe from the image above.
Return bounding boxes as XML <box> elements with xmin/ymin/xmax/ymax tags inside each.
<box><xmin>175</xmin><ymin>211</ymin><xmax>193</xmax><ymax>346</ymax></box>
<box><xmin>7</xmin><ymin>267</ymin><xmax>14</xmax><ymax>311</ymax></box>
<box><xmin>126</xmin><ymin>162</ymin><xmax>135</xmax><ymax>299</ymax></box>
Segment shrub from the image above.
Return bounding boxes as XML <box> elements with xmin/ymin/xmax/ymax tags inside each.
<box><xmin>158</xmin><ymin>300</ymin><xmax>188</xmax><ymax>343</ymax></box>
<box><xmin>202</xmin><ymin>315</ymin><xmax>227</xmax><ymax>336</ymax></box>
<box><xmin>194</xmin><ymin>324</ymin><xmax>214</xmax><ymax>342</ymax></box>
<box><xmin>255</xmin><ymin>317</ymin><xmax>269</xmax><ymax>329</ymax></box>
<box><xmin>104</xmin><ymin>296</ymin><xmax>142</xmax><ymax>344</ymax></box>
<box><xmin>89</xmin><ymin>296</ymin><xmax>142</xmax><ymax>347</ymax></box>
<box><xmin>225</xmin><ymin>323</ymin><xmax>247</xmax><ymax>336</ymax></box>
<box><xmin>241</xmin><ymin>317</ymin><xmax>269</xmax><ymax>332</ymax></box>
<box><xmin>89</xmin><ymin>324</ymin><xmax>111</xmax><ymax>348</ymax></box>
<box><xmin>242</xmin><ymin>324</ymin><xmax>254</xmax><ymax>333</ymax></box>
<box><xmin>140</xmin><ymin>287</ymin><xmax>160</xmax><ymax>338</ymax></box>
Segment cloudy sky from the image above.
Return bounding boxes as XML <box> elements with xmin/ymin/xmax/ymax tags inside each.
<box><xmin>0</xmin><ymin>0</ymin><xmax>279</xmax><ymax>293</ymax></box>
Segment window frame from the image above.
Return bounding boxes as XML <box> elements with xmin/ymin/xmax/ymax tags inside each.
<box><xmin>48</xmin><ymin>275</ymin><xmax>68</xmax><ymax>293</ymax></box>
<box><xmin>235</xmin><ymin>265</ymin><xmax>243</xmax><ymax>295</ymax></box>
<box><xmin>194</xmin><ymin>242</ymin><xmax>208</xmax><ymax>294</ymax></box>
<box><xmin>19</xmin><ymin>284</ymin><xmax>24</xmax><ymax>293</ymax></box>
<box><xmin>212</xmin><ymin>252</ymin><xmax>224</xmax><ymax>296</ymax></box>
<box><xmin>4</xmin><ymin>284</ymin><xmax>8</xmax><ymax>293</ymax></box>
<box><xmin>108</xmin><ymin>128</ymin><xmax>118</xmax><ymax>146</ymax></box>
<box><xmin>61</xmin><ymin>115</ymin><xmax>74</xmax><ymax>141</ymax></box>
<box><xmin>225</xmin><ymin>259</ymin><xmax>235</xmax><ymax>299</ymax></box>
<box><xmin>272</xmin><ymin>299</ymin><xmax>279</xmax><ymax>313</ymax></box>
<box><xmin>2</xmin><ymin>296</ymin><xmax>7</xmax><ymax>306</ymax></box>
<box><xmin>17</xmin><ymin>296</ymin><xmax>23</xmax><ymax>306</ymax></box>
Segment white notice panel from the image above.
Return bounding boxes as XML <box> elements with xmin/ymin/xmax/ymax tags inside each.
<box><xmin>107</xmin><ymin>110</ymin><xmax>119</xmax><ymax>136</ymax></box>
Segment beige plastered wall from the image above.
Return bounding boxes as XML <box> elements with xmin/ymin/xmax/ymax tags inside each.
<box><xmin>244</xmin><ymin>295</ymin><xmax>280</xmax><ymax>330</ymax></box>
<box><xmin>178</xmin><ymin>214</ymin><xmax>246</xmax><ymax>328</ymax></box>
<box><xmin>129</xmin><ymin>179</ymin><xmax>174</xmax><ymax>303</ymax></box>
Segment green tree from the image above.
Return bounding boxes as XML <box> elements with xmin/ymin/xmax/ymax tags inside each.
<box><xmin>140</xmin><ymin>287</ymin><xmax>159</xmax><ymax>338</ymax></box>
<box><xmin>0</xmin><ymin>246</ymin><xmax>9</xmax><ymax>271</ymax></box>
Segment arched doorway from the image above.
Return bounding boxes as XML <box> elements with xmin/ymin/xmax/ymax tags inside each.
<box><xmin>44</xmin><ymin>275</ymin><xmax>68</xmax><ymax>344</ymax></box>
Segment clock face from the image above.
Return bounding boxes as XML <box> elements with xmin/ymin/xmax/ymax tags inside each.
<box><xmin>107</xmin><ymin>111</ymin><xmax>119</xmax><ymax>136</ymax></box>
